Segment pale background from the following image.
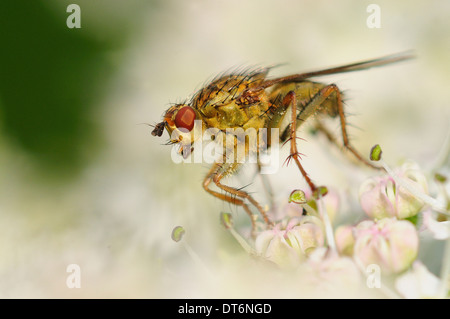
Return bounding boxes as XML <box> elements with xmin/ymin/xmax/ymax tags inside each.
<box><xmin>0</xmin><ymin>0</ymin><xmax>448</xmax><ymax>297</ymax></box>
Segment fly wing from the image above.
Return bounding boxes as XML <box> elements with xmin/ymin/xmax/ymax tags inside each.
<box><xmin>256</xmin><ymin>52</ymin><xmax>414</xmax><ymax>90</ymax></box>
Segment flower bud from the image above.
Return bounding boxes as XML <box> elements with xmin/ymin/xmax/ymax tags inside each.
<box><xmin>255</xmin><ymin>217</ymin><xmax>324</xmax><ymax>269</ymax></box>
<box><xmin>171</xmin><ymin>226</ymin><xmax>185</xmax><ymax>242</ymax></box>
<box><xmin>352</xmin><ymin>218</ymin><xmax>418</xmax><ymax>274</ymax></box>
<box><xmin>289</xmin><ymin>189</ymin><xmax>306</xmax><ymax>204</ymax></box>
<box><xmin>370</xmin><ymin>144</ymin><xmax>382</xmax><ymax>161</ymax></box>
<box><xmin>359</xmin><ymin>162</ymin><xmax>428</xmax><ymax>219</ymax></box>
<box><xmin>220</xmin><ymin>212</ymin><xmax>233</xmax><ymax>229</ymax></box>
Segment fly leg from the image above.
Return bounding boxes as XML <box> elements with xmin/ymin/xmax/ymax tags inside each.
<box><xmin>281</xmin><ymin>83</ymin><xmax>381</xmax><ymax>194</ymax></box>
<box><xmin>282</xmin><ymin>91</ymin><xmax>318</xmax><ymax>192</ymax></box>
<box><xmin>314</xmin><ymin>85</ymin><xmax>381</xmax><ymax>170</ymax></box>
<box><xmin>311</xmin><ymin>119</ymin><xmax>356</xmax><ymax>165</ymax></box>
<box><xmin>203</xmin><ymin>162</ymin><xmax>273</xmax><ymax>234</ymax></box>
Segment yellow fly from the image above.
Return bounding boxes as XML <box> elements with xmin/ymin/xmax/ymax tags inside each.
<box><xmin>152</xmin><ymin>53</ymin><xmax>412</xmax><ymax>232</ymax></box>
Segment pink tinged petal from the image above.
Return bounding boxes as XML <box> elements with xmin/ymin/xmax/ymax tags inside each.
<box><xmin>401</xmin><ymin>162</ymin><xmax>429</xmax><ymax>194</ymax></box>
<box><xmin>321</xmin><ymin>188</ymin><xmax>340</xmax><ymax>224</ymax></box>
<box><xmin>353</xmin><ymin>218</ymin><xmax>419</xmax><ymax>274</ymax></box>
<box><xmin>359</xmin><ymin>178</ymin><xmax>396</xmax><ymax>219</ymax></box>
<box><xmin>284</xmin><ymin>229</ymin><xmax>304</xmax><ymax>256</ymax></box>
<box><xmin>255</xmin><ymin>225</ymin><xmax>306</xmax><ymax>269</ymax></box>
<box><xmin>355</xmin><ymin>229</ymin><xmax>392</xmax><ymax>272</ymax></box>
<box><xmin>357</xmin><ymin>219</ymin><xmax>376</xmax><ymax>229</ymax></box>
<box><xmin>255</xmin><ymin>230</ymin><xmax>278</xmax><ymax>256</ymax></box>
<box><xmin>264</xmin><ymin>234</ymin><xmax>301</xmax><ymax>269</ymax></box>
<box><xmin>372</xmin><ymin>234</ymin><xmax>393</xmax><ymax>271</ymax></box>
<box><xmin>256</xmin><ymin>217</ymin><xmax>326</xmax><ymax>269</ymax></box>
<box><xmin>283</xmin><ymin>202</ymin><xmax>304</xmax><ymax>219</ymax></box>
<box><xmin>354</xmin><ymin>232</ymin><xmax>379</xmax><ymax>268</ymax></box>
<box><xmin>394</xmin><ymin>169</ymin><xmax>427</xmax><ymax>218</ymax></box>
<box><xmin>384</xmin><ymin>178</ymin><xmax>397</xmax><ymax>209</ymax></box>
<box><xmin>285</xmin><ymin>217</ymin><xmax>301</xmax><ymax>231</ymax></box>
<box><xmin>289</xmin><ymin>224</ymin><xmax>324</xmax><ymax>255</ymax></box>
<box><xmin>387</xmin><ymin>220</ymin><xmax>419</xmax><ymax>273</ymax></box>
<box><xmin>393</xmin><ymin>162</ymin><xmax>428</xmax><ymax>218</ymax></box>
<box><xmin>395</xmin><ymin>189</ymin><xmax>424</xmax><ymax>219</ymax></box>
<box><xmin>335</xmin><ymin>225</ymin><xmax>355</xmax><ymax>256</ymax></box>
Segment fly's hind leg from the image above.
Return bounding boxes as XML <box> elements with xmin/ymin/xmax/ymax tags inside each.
<box><xmin>313</xmin><ymin>84</ymin><xmax>382</xmax><ymax>170</ymax></box>
<box><xmin>282</xmin><ymin>83</ymin><xmax>381</xmax><ymax>195</ymax></box>
<box><xmin>311</xmin><ymin>118</ymin><xmax>351</xmax><ymax>162</ymax></box>
<box><xmin>203</xmin><ymin>162</ymin><xmax>273</xmax><ymax>234</ymax></box>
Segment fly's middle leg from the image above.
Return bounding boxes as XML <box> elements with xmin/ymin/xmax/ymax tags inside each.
<box><xmin>282</xmin><ymin>91</ymin><xmax>318</xmax><ymax>193</ymax></box>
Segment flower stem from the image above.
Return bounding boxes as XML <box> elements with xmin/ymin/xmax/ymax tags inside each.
<box><xmin>181</xmin><ymin>241</ymin><xmax>214</xmax><ymax>279</ymax></box>
<box><xmin>228</xmin><ymin>228</ymin><xmax>255</xmax><ymax>255</ymax></box>
<box><xmin>301</xmin><ymin>203</ymin><xmax>319</xmax><ymax>217</ymax></box>
<box><xmin>430</xmin><ymin>127</ymin><xmax>450</xmax><ymax>171</ymax></box>
<box><xmin>316</xmin><ymin>196</ymin><xmax>337</xmax><ymax>252</ymax></box>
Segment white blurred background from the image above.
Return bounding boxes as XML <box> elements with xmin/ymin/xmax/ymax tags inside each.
<box><xmin>0</xmin><ymin>0</ymin><xmax>448</xmax><ymax>297</ymax></box>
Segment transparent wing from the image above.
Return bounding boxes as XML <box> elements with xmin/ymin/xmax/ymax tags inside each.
<box><xmin>257</xmin><ymin>51</ymin><xmax>414</xmax><ymax>90</ymax></box>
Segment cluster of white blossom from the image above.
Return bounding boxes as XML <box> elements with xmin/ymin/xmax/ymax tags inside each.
<box><xmin>223</xmin><ymin>151</ymin><xmax>450</xmax><ymax>298</ymax></box>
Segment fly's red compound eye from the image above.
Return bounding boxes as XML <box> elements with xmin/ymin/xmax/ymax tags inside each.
<box><xmin>175</xmin><ymin>106</ymin><xmax>196</xmax><ymax>131</ymax></box>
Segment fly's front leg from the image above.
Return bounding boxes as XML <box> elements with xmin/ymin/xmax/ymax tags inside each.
<box><xmin>202</xmin><ymin>162</ymin><xmax>273</xmax><ymax>234</ymax></box>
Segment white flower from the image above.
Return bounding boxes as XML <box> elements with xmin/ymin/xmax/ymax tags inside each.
<box><xmin>255</xmin><ymin>217</ymin><xmax>324</xmax><ymax>269</ymax></box>
<box><xmin>395</xmin><ymin>261</ymin><xmax>442</xmax><ymax>298</ymax></box>
<box><xmin>336</xmin><ymin>218</ymin><xmax>419</xmax><ymax>274</ymax></box>
<box><xmin>423</xmin><ymin>210</ymin><xmax>450</xmax><ymax>240</ymax></box>
<box><xmin>359</xmin><ymin>162</ymin><xmax>428</xmax><ymax>219</ymax></box>
<box><xmin>299</xmin><ymin>248</ymin><xmax>362</xmax><ymax>297</ymax></box>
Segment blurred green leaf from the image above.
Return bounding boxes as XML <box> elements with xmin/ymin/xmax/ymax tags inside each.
<box><xmin>0</xmin><ymin>1</ymin><xmax>124</xmax><ymax>178</ymax></box>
